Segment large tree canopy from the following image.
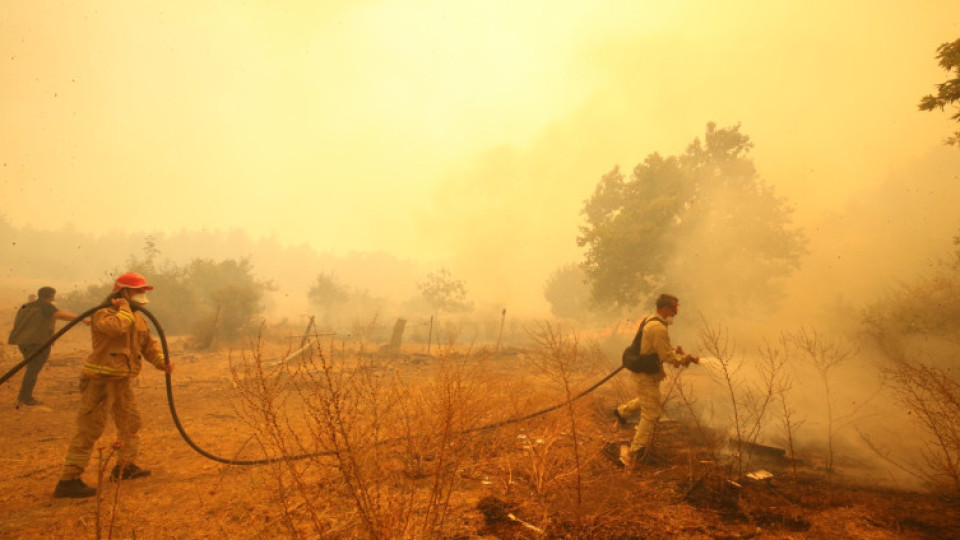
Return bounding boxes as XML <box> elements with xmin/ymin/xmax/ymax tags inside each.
<box><xmin>577</xmin><ymin>123</ymin><xmax>806</xmax><ymax>314</ymax></box>
<box><xmin>919</xmin><ymin>38</ymin><xmax>960</xmax><ymax>148</ymax></box>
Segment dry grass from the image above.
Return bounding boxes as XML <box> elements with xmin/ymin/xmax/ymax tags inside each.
<box><xmin>1</xmin><ymin>316</ymin><xmax>959</xmax><ymax>538</ymax></box>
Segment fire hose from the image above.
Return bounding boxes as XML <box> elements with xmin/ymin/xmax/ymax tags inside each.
<box><xmin>1</xmin><ymin>303</ymin><xmax>626</xmax><ymax>466</ymax></box>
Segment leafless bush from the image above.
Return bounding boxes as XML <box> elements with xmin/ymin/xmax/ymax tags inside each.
<box><xmin>784</xmin><ymin>328</ymin><xmax>859</xmax><ymax>472</ymax></box>
<box><xmin>387</xmin><ymin>351</ymin><xmax>492</xmax><ymax>536</ymax></box>
<box><xmin>230</xmin><ymin>320</ymin><xmax>494</xmax><ymax>538</ymax></box>
<box><xmin>865</xmin><ymin>353</ymin><xmax>960</xmax><ymax>492</ymax></box>
<box><xmin>698</xmin><ymin>321</ymin><xmax>752</xmax><ymax>476</ymax></box>
<box><xmin>527</xmin><ymin>321</ymin><xmax>596</xmax><ymax>511</ymax></box>
<box><xmin>516</xmin><ymin>429</ymin><xmax>563</xmax><ymax>496</ymax></box>
<box><xmin>695</xmin><ymin>320</ymin><xmax>791</xmax><ymax>477</ymax></box>
<box><xmin>95</xmin><ymin>444</ymin><xmax>119</xmax><ymax>540</ymax></box>
<box><xmin>749</xmin><ymin>339</ymin><xmax>790</xmax><ymax>462</ymax></box>
<box><xmin>774</xmin><ymin>366</ymin><xmax>804</xmax><ymax>494</ymax></box>
<box><xmin>230</xmin><ymin>331</ymin><xmax>325</xmax><ymax>537</ymax></box>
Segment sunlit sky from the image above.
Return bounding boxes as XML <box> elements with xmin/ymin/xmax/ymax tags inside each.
<box><xmin>2</xmin><ymin>1</ymin><xmax>597</xmax><ymax>245</ymax></box>
<box><xmin>3</xmin><ymin>1</ymin><xmax>960</xmax><ymax>310</ymax></box>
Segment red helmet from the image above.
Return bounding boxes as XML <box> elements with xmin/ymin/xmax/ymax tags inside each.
<box><xmin>113</xmin><ymin>272</ymin><xmax>153</xmax><ymax>291</ymax></box>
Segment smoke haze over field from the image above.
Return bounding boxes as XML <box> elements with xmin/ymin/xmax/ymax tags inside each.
<box><xmin>2</xmin><ymin>1</ymin><xmax>960</xmax><ymax>318</ymax></box>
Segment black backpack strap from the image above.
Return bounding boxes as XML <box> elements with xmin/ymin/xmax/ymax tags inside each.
<box><xmin>629</xmin><ymin>316</ymin><xmax>665</xmax><ymax>349</ymax></box>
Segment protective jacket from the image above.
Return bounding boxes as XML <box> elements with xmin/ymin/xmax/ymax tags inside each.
<box><xmin>637</xmin><ymin>315</ymin><xmax>683</xmax><ymax>381</ymax></box>
<box><xmin>82</xmin><ymin>304</ymin><xmax>164</xmax><ymax>377</ymax></box>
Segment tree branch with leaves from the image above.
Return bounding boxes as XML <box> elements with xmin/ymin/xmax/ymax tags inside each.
<box><xmin>577</xmin><ymin>123</ymin><xmax>806</xmax><ymax>314</ymax></box>
<box><xmin>919</xmin><ymin>38</ymin><xmax>960</xmax><ymax>148</ymax></box>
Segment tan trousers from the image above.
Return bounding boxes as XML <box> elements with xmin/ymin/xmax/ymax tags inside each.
<box><xmin>616</xmin><ymin>372</ymin><xmax>663</xmax><ymax>452</ymax></box>
<box><xmin>60</xmin><ymin>376</ymin><xmax>142</xmax><ymax>480</ymax></box>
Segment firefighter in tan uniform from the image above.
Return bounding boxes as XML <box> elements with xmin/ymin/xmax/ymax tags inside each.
<box><xmin>613</xmin><ymin>293</ymin><xmax>697</xmax><ymax>467</ymax></box>
<box><xmin>53</xmin><ymin>272</ymin><xmax>174</xmax><ymax>499</ymax></box>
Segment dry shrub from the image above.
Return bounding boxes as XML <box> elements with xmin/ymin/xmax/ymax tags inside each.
<box><xmin>232</xmin><ymin>318</ymin><xmax>616</xmax><ymax>537</ymax></box>
<box><xmin>688</xmin><ymin>320</ymin><xmax>789</xmax><ymax>477</ymax></box>
<box><xmin>864</xmin><ymin>353</ymin><xmax>960</xmax><ymax>492</ymax></box>
<box><xmin>229</xmin><ymin>323</ymin><xmax>499</xmax><ymax>538</ymax></box>
<box><xmin>526</xmin><ymin>322</ymin><xmax>587</xmax><ymax>507</ymax></box>
<box><xmin>785</xmin><ymin>328</ymin><xmax>862</xmax><ymax>473</ymax></box>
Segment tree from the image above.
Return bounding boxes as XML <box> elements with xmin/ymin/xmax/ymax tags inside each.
<box><xmin>307</xmin><ymin>272</ymin><xmax>383</xmax><ymax>330</ymax></box>
<box><xmin>60</xmin><ymin>240</ymin><xmax>271</xmax><ymax>346</ymax></box>
<box><xmin>417</xmin><ymin>267</ymin><xmax>472</xmax><ymax>314</ymax></box>
<box><xmin>919</xmin><ymin>38</ymin><xmax>960</xmax><ymax>148</ymax></box>
<box><xmin>863</xmin><ymin>229</ymin><xmax>960</xmax><ymax>349</ymax></box>
<box><xmin>60</xmin><ymin>239</ymin><xmax>194</xmax><ymax>334</ymax></box>
<box><xmin>543</xmin><ymin>263</ymin><xmax>596</xmax><ymax>320</ymax></box>
<box><xmin>308</xmin><ymin>272</ymin><xmax>351</xmax><ymax>309</ymax></box>
<box><xmin>577</xmin><ymin>123</ymin><xmax>806</xmax><ymax>313</ymax></box>
<box><xmin>187</xmin><ymin>257</ymin><xmax>272</xmax><ymax>342</ymax></box>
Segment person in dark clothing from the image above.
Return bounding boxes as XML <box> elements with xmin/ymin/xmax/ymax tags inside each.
<box><xmin>7</xmin><ymin>287</ymin><xmax>86</xmax><ymax>406</ymax></box>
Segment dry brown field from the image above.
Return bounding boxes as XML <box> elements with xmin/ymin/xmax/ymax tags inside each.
<box><xmin>1</xmin><ymin>296</ymin><xmax>958</xmax><ymax>539</ymax></box>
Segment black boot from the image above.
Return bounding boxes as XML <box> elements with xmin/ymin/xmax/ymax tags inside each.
<box><xmin>618</xmin><ymin>445</ymin><xmax>646</xmax><ymax>468</ymax></box>
<box><xmin>111</xmin><ymin>463</ymin><xmax>151</xmax><ymax>481</ymax></box>
<box><xmin>54</xmin><ymin>478</ymin><xmax>97</xmax><ymax>498</ymax></box>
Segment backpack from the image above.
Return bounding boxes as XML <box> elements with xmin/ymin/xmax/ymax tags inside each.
<box><xmin>621</xmin><ymin>316</ymin><xmax>664</xmax><ymax>374</ymax></box>
<box><xmin>8</xmin><ymin>302</ymin><xmax>42</xmax><ymax>345</ymax></box>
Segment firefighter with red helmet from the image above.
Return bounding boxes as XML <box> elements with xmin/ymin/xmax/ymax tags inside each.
<box><xmin>54</xmin><ymin>272</ymin><xmax>175</xmax><ymax>499</ymax></box>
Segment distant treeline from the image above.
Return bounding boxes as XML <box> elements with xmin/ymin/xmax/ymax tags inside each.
<box><xmin>0</xmin><ymin>215</ymin><xmax>424</xmax><ymax>310</ymax></box>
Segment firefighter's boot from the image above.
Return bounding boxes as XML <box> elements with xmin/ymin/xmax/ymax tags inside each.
<box><xmin>53</xmin><ymin>478</ymin><xmax>97</xmax><ymax>498</ymax></box>
<box><xmin>111</xmin><ymin>463</ymin><xmax>151</xmax><ymax>481</ymax></box>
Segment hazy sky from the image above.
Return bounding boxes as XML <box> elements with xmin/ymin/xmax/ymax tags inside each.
<box><xmin>3</xmin><ymin>1</ymin><xmax>960</xmax><ymax>311</ymax></box>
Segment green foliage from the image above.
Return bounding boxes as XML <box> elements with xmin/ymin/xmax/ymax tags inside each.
<box><xmin>58</xmin><ymin>283</ymin><xmax>113</xmax><ymax>316</ymax></box>
<box><xmin>59</xmin><ymin>240</ymin><xmax>272</xmax><ymax>347</ymax></box>
<box><xmin>862</xmin><ymin>258</ymin><xmax>960</xmax><ymax>348</ymax></box>
<box><xmin>577</xmin><ymin>123</ymin><xmax>806</xmax><ymax>313</ymax></box>
<box><xmin>307</xmin><ymin>272</ymin><xmax>384</xmax><ymax>330</ymax></box>
<box><xmin>308</xmin><ymin>272</ymin><xmax>350</xmax><ymax>308</ymax></box>
<box><xmin>919</xmin><ymin>38</ymin><xmax>960</xmax><ymax>148</ymax></box>
<box><xmin>543</xmin><ymin>263</ymin><xmax>597</xmax><ymax>320</ymax></box>
<box><xmin>185</xmin><ymin>258</ymin><xmax>273</xmax><ymax>343</ymax></box>
<box><xmin>417</xmin><ymin>267</ymin><xmax>472</xmax><ymax>314</ymax></box>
